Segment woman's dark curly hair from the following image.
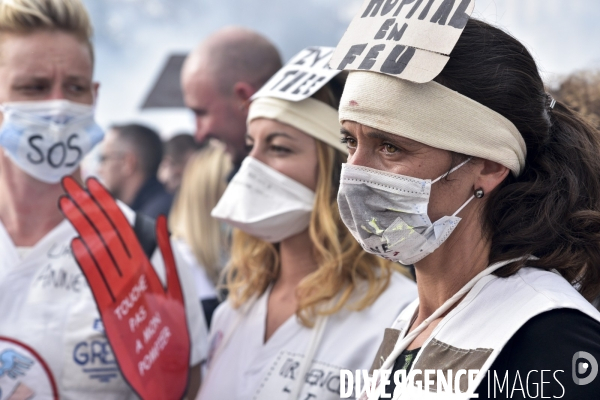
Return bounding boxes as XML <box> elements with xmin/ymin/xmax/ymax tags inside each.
<box><xmin>435</xmin><ymin>19</ymin><xmax>600</xmax><ymax>301</ymax></box>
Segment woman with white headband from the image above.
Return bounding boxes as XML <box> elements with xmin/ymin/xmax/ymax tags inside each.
<box><xmin>337</xmin><ymin>19</ymin><xmax>600</xmax><ymax>399</ymax></box>
<box><xmin>199</xmin><ymin>74</ymin><xmax>417</xmax><ymax>399</ymax></box>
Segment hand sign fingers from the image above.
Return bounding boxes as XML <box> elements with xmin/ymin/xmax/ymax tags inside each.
<box><xmin>71</xmin><ymin>237</ymin><xmax>116</xmax><ymax>306</ymax></box>
<box><xmin>59</xmin><ymin>195</ymin><xmax>127</xmax><ymax>295</ymax></box>
<box><xmin>62</xmin><ymin>177</ymin><xmax>131</xmax><ymax>273</ymax></box>
<box><xmin>61</xmin><ymin>178</ymin><xmax>191</xmax><ymax>399</ymax></box>
<box><xmin>86</xmin><ymin>178</ymin><xmax>144</xmax><ymax>261</ymax></box>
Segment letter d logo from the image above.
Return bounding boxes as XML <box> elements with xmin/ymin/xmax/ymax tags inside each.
<box><xmin>572</xmin><ymin>351</ymin><xmax>598</xmax><ymax>385</ymax></box>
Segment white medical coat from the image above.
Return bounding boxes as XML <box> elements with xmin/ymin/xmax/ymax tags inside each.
<box><xmin>199</xmin><ymin>271</ymin><xmax>417</xmax><ymax>400</ymax></box>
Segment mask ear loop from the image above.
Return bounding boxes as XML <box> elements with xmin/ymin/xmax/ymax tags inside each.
<box><xmin>423</xmin><ymin>193</ymin><xmax>474</xmax><ymax>235</ymax></box>
<box><xmin>452</xmin><ymin>194</ymin><xmax>475</xmax><ymax>217</ymax></box>
<box><xmin>429</xmin><ymin>157</ymin><xmax>475</xmax><ymax>217</ymax></box>
<box><xmin>431</xmin><ymin>157</ymin><xmax>472</xmax><ymax>184</ymax></box>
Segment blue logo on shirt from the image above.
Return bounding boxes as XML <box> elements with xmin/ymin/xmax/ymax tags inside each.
<box><xmin>0</xmin><ymin>349</ymin><xmax>34</xmax><ymax>379</ymax></box>
<box><xmin>73</xmin><ymin>339</ymin><xmax>120</xmax><ymax>383</ymax></box>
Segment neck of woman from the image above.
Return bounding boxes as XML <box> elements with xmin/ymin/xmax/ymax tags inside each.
<box><xmin>0</xmin><ymin>155</ymin><xmax>74</xmax><ymax>246</ymax></box>
<box><xmin>275</xmin><ymin>229</ymin><xmax>318</xmax><ymax>293</ymax></box>
<box><xmin>263</xmin><ymin>228</ymin><xmax>318</xmax><ymax>342</ymax></box>
<box><xmin>412</xmin><ymin>210</ymin><xmax>492</xmax><ymax>325</ymax></box>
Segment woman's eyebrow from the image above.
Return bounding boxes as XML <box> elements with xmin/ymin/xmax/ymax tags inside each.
<box><xmin>364</xmin><ymin>130</ymin><xmax>400</xmax><ymax>141</ymax></box>
<box><xmin>266</xmin><ymin>132</ymin><xmax>296</xmax><ymax>141</ymax></box>
<box><xmin>365</xmin><ymin>130</ymin><xmax>421</xmax><ymax>149</ymax></box>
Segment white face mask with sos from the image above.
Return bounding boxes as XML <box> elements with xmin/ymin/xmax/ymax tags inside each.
<box><xmin>211</xmin><ymin>157</ymin><xmax>315</xmax><ymax>243</ymax></box>
<box><xmin>337</xmin><ymin>159</ymin><xmax>473</xmax><ymax>265</ymax></box>
<box><xmin>0</xmin><ymin>99</ymin><xmax>104</xmax><ymax>183</ymax></box>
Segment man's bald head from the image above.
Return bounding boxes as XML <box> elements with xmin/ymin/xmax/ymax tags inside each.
<box><xmin>181</xmin><ymin>27</ymin><xmax>282</xmax><ymax>165</ymax></box>
<box><xmin>184</xmin><ymin>26</ymin><xmax>282</xmax><ymax>93</ymax></box>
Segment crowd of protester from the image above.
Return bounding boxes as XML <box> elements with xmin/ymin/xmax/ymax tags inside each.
<box><xmin>1</xmin><ymin>0</ymin><xmax>600</xmax><ymax>399</ymax></box>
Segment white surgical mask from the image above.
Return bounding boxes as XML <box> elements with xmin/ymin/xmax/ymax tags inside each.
<box><xmin>0</xmin><ymin>99</ymin><xmax>104</xmax><ymax>183</ymax></box>
<box><xmin>211</xmin><ymin>157</ymin><xmax>315</xmax><ymax>243</ymax></box>
<box><xmin>337</xmin><ymin>159</ymin><xmax>473</xmax><ymax>265</ymax></box>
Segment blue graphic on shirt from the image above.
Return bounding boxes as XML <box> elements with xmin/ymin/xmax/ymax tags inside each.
<box><xmin>93</xmin><ymin>318</ymin><xmax>105</xmax><ymax>333</ymax></box>
<box><xmin>0</xmin><ymin>349</ymin><xmax>34</xmax><ymax>379</ymax></box>
<box><xmin>73</xmin><ymin>339</ymin><xmax>120</xmax><ymax>383</ymax></box>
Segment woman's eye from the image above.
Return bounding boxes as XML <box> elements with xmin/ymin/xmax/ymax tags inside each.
<box><xmin>270</xmin><ymin>145</ymin><xmax>291</xmax><ymax>153</ymax></box>
<box><xmin>384</xmin><ymin>144</ymin><xmax>398</xmax><ymax>153</ymax></box>
<box><xmin>341</xmin><ymin>136</ymin><xmax>357</xmax><ymax>148</ymax></box>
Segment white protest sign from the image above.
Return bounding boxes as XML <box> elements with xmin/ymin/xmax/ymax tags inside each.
<box><xmin>329</xmin><ymin>0</ymin><xmax>475</xmax><ymax>83</ymax></box>
<box><xmin>252</xmin><ymin>46</ymin><xmax>341</xmax><ymax>102</ymax></box>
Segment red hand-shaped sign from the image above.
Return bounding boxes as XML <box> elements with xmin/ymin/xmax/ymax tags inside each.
<box><xmin>59</xmin><ymin>177</ymin><xmax>190</xmax><ymax>400</ymax></box>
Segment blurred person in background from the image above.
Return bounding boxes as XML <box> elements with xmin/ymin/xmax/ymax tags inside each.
<box><xmin>199</xmin><ymin>73</ymin><xmax>417</xmax><ymax>399</ymax></box>
<box><xmin>0</xmin><ymin>0</ymin><xmax>206</xmax><ymax>397</ymax></box>
<box><xmin>158</xmin><ymin>132</ymin><xmax>202</xmax><ymax>193</ymax></box>
<box><xmin>98</xmin><ymin>123</ymin><xmax>173</xmax><ymax>219</ymax></box>
<box><xmin>181</xmin><ymin>26</ymin><xmax>282</xmax><ymax>172</ymax></box>
<box><xmin>169</xmin><ymin>141</ymin><xmax>232</xmax><ymax>327</ymax></box>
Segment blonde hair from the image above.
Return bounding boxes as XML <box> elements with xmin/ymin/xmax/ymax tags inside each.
<box><xmin>226</xmin><ymin>140</ymin><xmax>406</xmax><ymax>327</ymax></box>
<box><xmin>169</xmin><ymin>142</ymin><xmax>233</xmax><ymax>285</ymax></box>
<box><xmin>0</xmin><ymin>0</ymin><xmax>93</xmax><ymax>57</ymax></box>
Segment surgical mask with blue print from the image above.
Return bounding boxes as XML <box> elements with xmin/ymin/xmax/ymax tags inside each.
<box><xmin>337</xmin><ymin>159</ymin><xmax>473</xmax><ymax>265</ymax></box>
<box><xmin>0</xmin><ymin>99</ymin><xmax>104</xmax><ymax>183</ymax></box>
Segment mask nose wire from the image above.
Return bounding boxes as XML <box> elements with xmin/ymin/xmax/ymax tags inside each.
<box><xmin>431</xmin><ymin>157</ymin><xmax>472</xmax><ymax>184</ymax></box>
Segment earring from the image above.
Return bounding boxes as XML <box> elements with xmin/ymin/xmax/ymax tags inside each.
<box><xmin>474</xmin><ymin>189</ymin><xmax>484</xmax><ymax>198</ymax></box>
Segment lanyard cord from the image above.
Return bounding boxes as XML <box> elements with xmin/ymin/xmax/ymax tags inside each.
<box><xmin>378</xmin><ymin>259</ymin><xmax>522</xmax><ymax>374</ymax></box>
<box><xmin>370</xmin><ymin>257</ymin><xmax>530</xmax><ymax>392</ymax></box>
<box><xmin>287</xmin><ymin>314</ymin><xmax>329</xmax><ymax>400</ymax></box>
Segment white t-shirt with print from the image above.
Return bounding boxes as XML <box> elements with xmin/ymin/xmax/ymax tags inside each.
<box><xmin>0</xmin><ymin>204</ymin><xmax>208</xmax><ymax>400</ymax></box>
<box><xmin>198</xmin><ymin>272</ymin><xmax>417</xmax><ymax>400</ymax></box>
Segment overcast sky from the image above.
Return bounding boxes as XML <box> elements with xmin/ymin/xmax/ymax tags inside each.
<box><xmin>82</xmin><ymin>0</ymin><xmax>600</xmax><ymax>137</ymax></box>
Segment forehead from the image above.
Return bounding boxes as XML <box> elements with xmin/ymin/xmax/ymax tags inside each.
<box><xmin>343</xmin><ymin>120</ymin><xmax>431</xmax><ymax>149</ymax></box>
<box><xmin>0</xmin><ymin>30</ymin><xmax>93</xmax><ymax>79</ymax></box>
<box><xmin>184</xmin><ymin>70</ymin><xmax>221</xmax><ymax>98</ymax></box>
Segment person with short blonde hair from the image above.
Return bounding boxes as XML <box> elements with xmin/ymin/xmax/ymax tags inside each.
<box><xmin>0</xmin><ymin>0</ymin><xmax>92</xmax><ymax>38</ymax></box>
<box><xmin>0</xmin><ymin>0</ymin><xmax>207</xmax><ymax>397</ymax></box>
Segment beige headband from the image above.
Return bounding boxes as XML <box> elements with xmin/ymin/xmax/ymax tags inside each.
<box><xmin>248</xmin><ymin>97</ymin><xmax>347</xmax><ymax>154</ymax></box>
<box><xmin>339</xmin><ymin>71</ymin><xmax>526</xmax><ymax>176</ymax></box>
